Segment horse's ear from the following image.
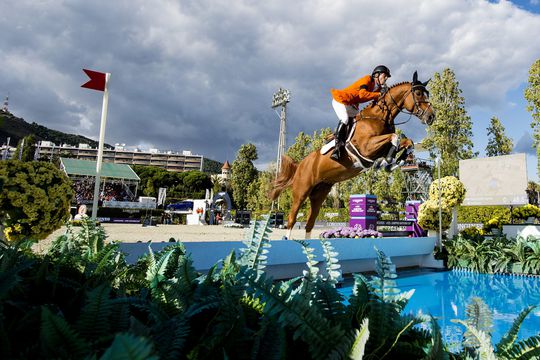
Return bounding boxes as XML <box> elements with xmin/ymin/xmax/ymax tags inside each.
<box><xmin>413</xmin><ymin>71</ymin><xmax>418</xmax><ymax>83</ymax></box>
<box><xmin>423</xmin><ymin>79</ymin><xmax>431</xmax><ymax>86</ymax></box>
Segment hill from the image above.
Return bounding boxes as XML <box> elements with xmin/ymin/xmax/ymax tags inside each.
<box><xmin>0</xmin><ymin>110</ymin><xmax>105</xmax><ymax>148</ymax></box>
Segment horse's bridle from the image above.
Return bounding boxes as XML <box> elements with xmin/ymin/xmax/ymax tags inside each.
<box><xmin>383</xmin><ymin>83</ymin><xmax>433</xmax><ymax>125</ymax></box>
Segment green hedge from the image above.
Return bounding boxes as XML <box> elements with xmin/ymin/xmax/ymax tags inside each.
<box><xmin>457</xmin><ymin>205</ymin><xmax>511</xmax><ymax>224</ymax></box>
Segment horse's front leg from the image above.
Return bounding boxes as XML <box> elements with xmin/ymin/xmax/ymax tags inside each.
<box><xmin>361</xmin><ymin>133</ymin><xmax>396</xmax><ymax>161</ymax></box>
<box><xmin>396</xmin><ymin>138</ymin><xmax>414</xmax><ymax>163</ymax></box>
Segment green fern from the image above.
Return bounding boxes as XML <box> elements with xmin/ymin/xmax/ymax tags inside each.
<box><xmin>75</xmin><ymin>283</ymin><xmax>113</xmax><ymax>341</ymax></box>
<box><xmin>295</xmin><ymin>239</ymin><xmax>320</xmax><ymax>281</ymax></box>
<box><xmin>239</xmin><ymin>266</ymin><xmax>350</xmax><ymax>360</ymax></box>
<box><xmin>503</xmin><ymin>335</ymin><xmax>540</xmax><ymax>359</ymax></box>
<box><xmin>321</xmin><ymin>239</ymin><xmax>342</xmax><ymax>285</ymax></box>
<box><xmin>496</xmin><ymin>305</ymin><xmax>536</xmax><ymax>353</ymax></box>
<box><xmin>311</xmin><ymin>277</ymin><xmax>348</xmax><ymax>323</ymax></box>
<box><xmin>462</xmin><ymin>297</ymin><xmax>493</xmax><ymax>350</ymax></box>
<box><xmin>349</xmin><ymin>318</ymin><xmax>370</xmax><ymax>359</ymax></box>
<box><xmin>496</xmin><ymin>305</ymin><xmax>539</xmax><ymax>358</ymax></box>
<box><xmin>239</xmin><ymin>215</ymin><xmax>272</xmax><ymax>273</ymax></box>
<box><xmin>422</xmin><ymin>316</ymin><xmax>450</xmax><ymax>360</ymax></box>
<box><xmin>452</xmin><ymin>319</ymin><xmax>497</xmax><ymax>360</ymax></box>
<box><xmin>40</xmin><ymin>306</ymin><xmax>90</xmax><ymax>358</ymax></box>
<box><xmin>100</xmin><ymin>333</ymin><xmax>158</xmax><ymax>360</ymax></box>
<box><xmin>151</xmin><ymin>314</ymin><xmax>190</xmax><ymax>360</ymax></box>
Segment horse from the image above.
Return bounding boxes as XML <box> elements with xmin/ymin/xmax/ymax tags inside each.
<box><xmin>269</xmin><ymin>71</ymin><xmax>435</xmax><ymax>239</ymax></box>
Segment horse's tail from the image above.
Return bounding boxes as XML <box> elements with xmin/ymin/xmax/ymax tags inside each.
<box><xmin>269</xmin><ymin>155</ymin><xmax>298</xmax><ymax>200</ymax></box>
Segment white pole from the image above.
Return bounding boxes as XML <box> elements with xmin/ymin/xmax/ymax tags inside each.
<box><xmin>91</xmin><ymin>73</ymin><xmax>111</xmax><ymax>220</ymax></box>
<box><xmin>437</xmin><ymin>156</ymin><xmax>442</xmax><ymax>248</ymax></box>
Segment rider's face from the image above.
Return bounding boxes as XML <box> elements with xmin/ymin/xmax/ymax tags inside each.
<box><xmin>376</xmin><ymin>73</ymin><xmax>389</xmax><ymax>85</ymax></box>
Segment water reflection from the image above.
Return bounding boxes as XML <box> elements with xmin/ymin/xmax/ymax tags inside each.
<box><xmin>397</xmin><ymin>270</ymin><xmax>540</xmax><ymax>345</ymax></box>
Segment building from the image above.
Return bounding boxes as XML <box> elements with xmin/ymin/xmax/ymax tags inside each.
<box><xmin>36</xmin><ymin>141</ymin><xmax>203</xmax><ymax>172</ymax></box>
<box><xmin>221</xmin><ymin>160</ymin><xmax>231</xmax><ymax>181</ymax></box>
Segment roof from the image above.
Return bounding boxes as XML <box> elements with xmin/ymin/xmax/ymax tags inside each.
<box><xmin>222</xmin><ymin>160</ymin><xmax>231</xmax><ymax>170</ymax></box>
<box><xmin>60</xmin><ymin>158</ymin><xmax>140</xmax><ymax>181</ymax></box>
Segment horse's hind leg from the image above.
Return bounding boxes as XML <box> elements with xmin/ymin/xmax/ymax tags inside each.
<box><xmin>305</xmin><ymin>183</ymin><xmax>334</xmax><ymax>239</ymax></box>
<box><xmin>286</xmin><ymin>188</ymin><xmax>310</xmax><ymax>240</ymax></box>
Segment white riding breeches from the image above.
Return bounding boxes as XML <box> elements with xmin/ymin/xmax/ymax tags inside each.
<box><xmin>332</xmin><ymin>99</ymin><xmax>358</xmax><ymax>125</ymax></box>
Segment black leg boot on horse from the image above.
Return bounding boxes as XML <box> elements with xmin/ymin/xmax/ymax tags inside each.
<box><xmin>330</xmin><ymin>120</ymin><xmax>350</xmax><ymax>161</ymax></box>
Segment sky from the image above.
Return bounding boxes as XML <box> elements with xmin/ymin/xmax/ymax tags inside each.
<box><xmin>1</xmin><ymin>0</ymin><xmax>540</xmax><ymax>179</ymax></box>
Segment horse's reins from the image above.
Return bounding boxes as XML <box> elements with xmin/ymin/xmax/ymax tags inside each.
<box><xmin>381</xmin><ymin>84</ymin><xmax>432</xmax><ymax>125</ymax></box>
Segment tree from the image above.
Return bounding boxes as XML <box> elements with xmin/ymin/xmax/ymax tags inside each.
<box><xmin>231</xmin><ymin>143</ymin><xmax>258</xmax><ymax>210</ymax></box>
<box><xmin>422</xmin><ymin>68</ymin><xmax>477</xmax><ymax>177</ymax></box>
<box><xmin>14</xmin><ymin>134</ymin><xmax>37</xmax><ymax>161</ymax></box>
<box><xmin>286</xmin><ymin>132</ymin><xmax>311</xmax><ymax>162</ymax></box>
<box><xmin>0</xmin><ymin>160</ymin><xmax>73</xmax><ymax>243</ymax></box>
<box><xmin>524</xmin><ymin>58</ymin><xmax>540</xmax><ymax>175</ymax></box>
<box><xmin>485</xmin><ymin>116</ymin><xmax>513</xmax><ymax>156</ymax></box>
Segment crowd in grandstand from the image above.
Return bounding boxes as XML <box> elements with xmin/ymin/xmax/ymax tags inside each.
<box><xmin>72</xmin><ymin>178</ymin><xmax>135</xmax><ymax>203</ymax></box>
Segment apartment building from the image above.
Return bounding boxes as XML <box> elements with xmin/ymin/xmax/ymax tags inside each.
<box><xmin>36</xmin><ymin>141</ymin><xmax>203</xmax><ymax>172</ymax></box>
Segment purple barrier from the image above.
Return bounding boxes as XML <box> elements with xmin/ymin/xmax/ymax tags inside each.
<box><xmin>350</xmin><ymin>194</ymin><xmax>378</xmax><ymax>229</ymax></box>
<box><xmin>405</xmin><ymin>201</ymin><xmax>426</xmax><ymax>237</ymax></box>
<box><xmin>349</xmin><ymin>194</ymin><xmax>378</xmax><ymax>217</ymax></box>
<box><xmin>350</xmin><ymin>216</ymin><xmax>378</xmax><ymax>230</ymax></box>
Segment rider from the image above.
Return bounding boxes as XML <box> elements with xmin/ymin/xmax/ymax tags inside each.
<box><xmin>329</xmin><ymin>65</ymin><xmax>391</xmax><ymax>161</ymax></box>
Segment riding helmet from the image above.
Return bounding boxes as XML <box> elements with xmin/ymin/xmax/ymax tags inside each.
<box><xmin>372</xmin><ymin>65</ymin><xmax>391</xmax><ymax>78</ymax></box>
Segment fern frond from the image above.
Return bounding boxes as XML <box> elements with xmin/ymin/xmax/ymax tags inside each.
<box><xmin>40</xmin><ymin>306</ymin><xmax>90</xmax><ymax>358</ymax></box>
<box><xmin>75</xmin><ymin>283</ymin><xmax>113</xmax><ymax>341</ymax></box>
<box><xmin>146</xmin><ymin>247</ymin><xmax>173</xmax><ymax>293</ymax></box>
<box><xmin>503</xmin><ymin>335</ymin><xmax>540</xmax><ymax>360</ymax></box>
<box><xmin>347</xmin><ymin>274</ymin><xmax>370</xmax><ymax>325</ymax></box>
<box><xmin>496</xmin><ymin>305</ymin><xmax>537</xmax><ymax>356</ymax></box>
<box><xmin>100</xmin><ymin>333</ymin><xmax>158</xmax><ymax>360</ymax></box>
<box><xmin>311</xmin><ymin>277</ymin><xmax>347</xmax><ymax>323</ymax></box>
<box><xmin>152</xmin><ymin>315</ymin><xmax>190</xmax><ymax>360</ymax></box>
<box><xmin>452</xmin><ymin>319</ymin><xmax>496</xmax><ymax>360</ymax></box>
<box><xmin>422</xmin><ymin>316</ymin><xmax>450</xmax><ymax>360</ymax></box>
<box><xmin>295</xmin><ymin>240</ymin><xmax>319</xmax><ymax>280</ymax></box>
<box><xmin>249</xmin><ymin>318</ymin><xmax>286</xmax><ymax>360</ymax></box>
<box><xmin>239</xmin><ymin>266</ymin><xmax>348</xmax><ymax>360</ymax></box>
<box><xmin>173</xmin><ymin>254</ymin><xmax>198</xmax><ymax>310</ymax></box>
<box><xmin>349</xmin><ymin>318</ymin><xmax>370</xmax><ymax>359</ymax></box>
<box><xmin>463</xmin><ymin>297</ymin><xmax>493</xmax><ymax>349</ymax></box>
<box><xmin>321</xmin><ymin>239</ymin><xmax>342</xmax><ymax>285</ymax></box>
<box><xmin>239</xmin><ymin>215</ymin><xmax>272</xmax><ymax>273</ymax></box>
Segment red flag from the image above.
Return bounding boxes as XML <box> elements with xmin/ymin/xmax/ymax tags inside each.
<box><xmin>81</xmin><ymin>69</ymin><xmax>107</xmax><ymax>91</ymax></box>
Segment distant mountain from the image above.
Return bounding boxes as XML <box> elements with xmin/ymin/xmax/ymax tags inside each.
<box><xmin>0</xmin><ymin>110</ymin><xmax>106</xmax><ymax>148</ymax></box>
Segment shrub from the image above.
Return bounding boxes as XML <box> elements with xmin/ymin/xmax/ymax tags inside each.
<box><xmin>428</xmin><ymin>176</ymin><xmax>466</xmax><ymax>208</ymax></box>
<box><xmin>417</xmin><ymin>199</ymin><xmax>452</xmax><ymax>231</ymax></box>
<box><xmin>0</xmin><ymin>160</ymin><xmax>73</xmax><ymax>243</ymax></box>
<box><xmin>512</xmin><ymin>204</ymin><xmax>540</xmax><ymax>221</ymax></box>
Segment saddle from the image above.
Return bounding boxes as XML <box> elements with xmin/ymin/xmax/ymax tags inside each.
<box><xmin>320</xmin><ymin>122</ymin><xmax>373</xmax><ymax>169</ymax></box>
<box><xmin>320</xmin><ymin>122</ymin><xmax>405</xmax><ymax>171</ymax></box>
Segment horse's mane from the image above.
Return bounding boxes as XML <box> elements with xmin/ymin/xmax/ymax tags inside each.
<box><xmin>388</xmin><ymin>81</ymin><xmax>411</xmax><ymax>90</ymax></box>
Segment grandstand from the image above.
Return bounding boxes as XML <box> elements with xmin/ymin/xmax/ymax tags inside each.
<box><xmin>60</xmin><ymin>158</ymin><xmax>139</xmax><ymax>206</ymax></box>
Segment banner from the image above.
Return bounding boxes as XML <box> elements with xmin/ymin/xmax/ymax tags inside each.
<box><xmin>158</xmin><ymin>187</ymin><xmax>167</xmax><ymax>206</ymax></box>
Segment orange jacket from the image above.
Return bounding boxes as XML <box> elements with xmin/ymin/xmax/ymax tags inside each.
<box><xmin>331</xmin><ymin>75</ymin><xmax>380</xmax><ymax>106</ymax></box>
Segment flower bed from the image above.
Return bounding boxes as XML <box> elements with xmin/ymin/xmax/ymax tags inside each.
<box><xmin>319</xmin><ymin>224</ymin><xmax>382</xmax><ymax>238</ymax></box>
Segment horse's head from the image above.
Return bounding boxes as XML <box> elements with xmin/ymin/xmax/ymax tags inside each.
<box><xmin>404</xmin><ymin>71</ymin><xmax>435</xmax><ymax>125</ymax></box>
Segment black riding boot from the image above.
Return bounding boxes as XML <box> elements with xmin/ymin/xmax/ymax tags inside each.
<box><xmin>386</xmin><ymin>144</ymin><xmax>397</xmax><ymax>163</ymax></box>
<box><xmin>330</xmin><ymin>122</ymin><xmax>348</xmax><ymax>161</ymax></box>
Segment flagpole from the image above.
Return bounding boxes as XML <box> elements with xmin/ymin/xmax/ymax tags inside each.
<box><xmin>91</xmin><ymin>73</ymin><xmax>111</xmax><ymax>220</ymax></box>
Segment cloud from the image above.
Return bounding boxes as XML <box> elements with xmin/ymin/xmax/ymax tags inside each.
<box><xmin>1</xmin><ymin>0</ymin><xmax>540</xmax><ymax>167</ymax></box>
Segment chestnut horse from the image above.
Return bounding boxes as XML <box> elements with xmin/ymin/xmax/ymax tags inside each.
<box><xmin>269</xmin><ymin>71</ymin><xmax>435</xmax><ymax>239</ymax></box>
